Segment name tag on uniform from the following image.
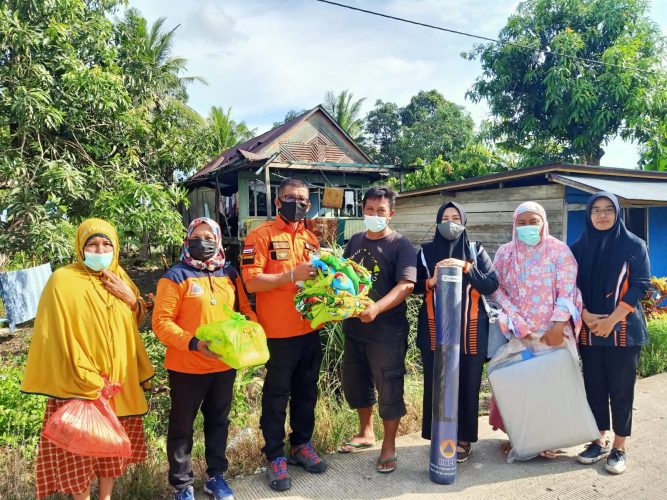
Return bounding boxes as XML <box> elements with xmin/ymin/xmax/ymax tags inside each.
<box><xmin>269</xmin><ymin>241</ymin><xmax>290</xmax><ymax>250</ymax></box>
<box><xmin>269</xmin><ymin>240</ymin><xmax>291</xmax><ymax>260</ymax></box>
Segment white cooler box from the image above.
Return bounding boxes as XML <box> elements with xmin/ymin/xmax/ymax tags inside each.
<box><xmin>488</xmin><ymin>347</ymin><xmax>599</xmax><ymax>463</ymax></box>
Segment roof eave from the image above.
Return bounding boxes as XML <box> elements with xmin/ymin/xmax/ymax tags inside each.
<box><xmin>396</xmin><ymin>164</ymin><xmax>667</xmax><ymax>198</ymax></box>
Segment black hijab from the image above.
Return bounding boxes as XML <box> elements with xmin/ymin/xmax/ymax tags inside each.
<box><xmin>422</xmin><ymin>201</ymin><xmax>473</xmax><ymax>266</ymax></box>
<box><xmin>570</xmin><ymin>191</ymin><xmax>639</xmax><ymax>314</ymax></box>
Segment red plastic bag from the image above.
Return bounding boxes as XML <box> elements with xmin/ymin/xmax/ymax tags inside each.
<box><xmin>42</xmin><ymin>396</ymin><xmax>131</xmax><ymax>458</ymax></box>
<box><xmin>489</xmin><ymin>396</ymin><xmax>506</xmax><ymax>433</ymax></box>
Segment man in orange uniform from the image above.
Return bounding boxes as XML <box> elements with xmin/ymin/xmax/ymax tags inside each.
<box><xmin>241</xmin><ymin>178</ymin><xmax>326</xmax><ymax>492</ymax></box>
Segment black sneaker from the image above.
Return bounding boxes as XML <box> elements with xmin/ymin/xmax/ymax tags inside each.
<box><xmin>606</xmin><ymin>448</ymin><xmax>627</xmax><ymax>475</ymax></box>
<box><xmin>577</xmin><ymin>441</ymin><xmax>611</xmax><ymax>464</ymax></box>
<box><xmin>266</xmin><ymin>457</ymin><xmax>291</xmax><ymax>491</ymax></box>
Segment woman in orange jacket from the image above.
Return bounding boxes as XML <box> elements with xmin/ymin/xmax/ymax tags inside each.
<box><xmin>153</xmin><ymin>217</ymin><xmax>256</xmax><ymax>500</ymax></box>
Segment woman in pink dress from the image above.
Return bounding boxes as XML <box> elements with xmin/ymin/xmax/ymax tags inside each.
<box><xmin>490</xmin><ymin>201</ymin><xmax>582</xmax><ymax>457</ymax></box>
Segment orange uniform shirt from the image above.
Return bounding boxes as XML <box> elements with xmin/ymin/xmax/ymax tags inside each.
<box><xmin>241</xmin><ymin>217</ymin><xmax>319</xmax><ymax>338</ymax></box>
<box><xmin>152</xmin><ymin>263</ymin><xmax>257</xmax><ymax>374</ymax></box>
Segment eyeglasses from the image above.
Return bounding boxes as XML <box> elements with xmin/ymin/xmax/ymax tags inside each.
<box><xmin>281</xmin><ymin>195</ymin><xmax>309</xmax><ymax>204</ymax></box>
<box><xmin>591</xmin><ymin>207</ymin><xmax>616</xmax><ymax>216</ymax></box>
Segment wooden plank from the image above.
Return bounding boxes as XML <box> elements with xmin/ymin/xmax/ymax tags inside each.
<box><xmin>394</xmin><ymin>195</ymin><xmax>564</xmax><ymax>215</ymax></box>
<box><xmin>393</xmin><ymin>199</ymin><xmax>564</xmax><ymax>216</ymax></box>
<box><xmin>395</xmin><ymin>184</ymin><xmax>564</xmax><ymax>212</ymax></box>
<box><xmin>445</xmin><ymin>184</ymin><xmax>564</xmax><ymax>203</ymax></box>
<box><xmin>395</xmin><ymin>193</ymin><xmax>444</xmax><ymax>208</ymax></box>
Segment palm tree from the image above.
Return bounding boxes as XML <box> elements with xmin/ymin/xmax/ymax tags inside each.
<box><xmin>207</xmin><ymin>106</ymin><xmax>255</xmax><ymax>153</ymax></box>
<box><xmin>116</xmin><ymin>9</ymin><xmax>206</xmax><ymax>106</ymax></box>
<box><xmin>323</xmin><ymin>90</ymin><xmax>366</xmax><ymax>140</ymax></box>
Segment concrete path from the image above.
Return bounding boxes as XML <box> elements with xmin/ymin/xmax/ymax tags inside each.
<box><xmin>228</xmin><ymin>372</ymin><xmax>667</xmax><ymax>499</ymax></box>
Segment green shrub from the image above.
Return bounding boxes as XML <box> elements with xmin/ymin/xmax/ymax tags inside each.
<box><xmin>0</xmin><ymin>363</ymin><xmax>45</xmax><ymax>452</ymax></box>
<box><xmin>639</xmin><ymin>318</ymin><xmax>667</xmax><ymax>378</ymax></box>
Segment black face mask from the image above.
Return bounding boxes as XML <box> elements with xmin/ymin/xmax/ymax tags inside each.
<box><xmin>188</xmin><ymin>238</ymin><xmax>217</xmax><ymax>261</ymax></box>
<box><xmin>279</xmin><ymin>200</ymin><xmax>308</xmax><ymax>222</ymax></box>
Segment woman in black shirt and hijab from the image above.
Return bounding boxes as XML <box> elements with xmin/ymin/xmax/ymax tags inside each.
<box><xmin>570</xmin><ymin>192</ymin><xmax>651</xmax><ymax>475</ymax></box>
<box><xmin>414</xmin><ymin>201</ymin><xmax>498</xmax><ymax>462</ymax></box>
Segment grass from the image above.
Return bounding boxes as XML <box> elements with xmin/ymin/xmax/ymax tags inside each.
<box><xmin>639</xmin><ymin>317</ymin><xmax>667</xmax><ymax>378</ymax></box>
<box><xmin>3</xmin><ymin>295</ymin><xmax>665</xmax><ymax>498</ymax></box>
<box><xmin>0</xmin><ymin>303</ymin><xmax>425</xmax><ymax>499</ymax></box>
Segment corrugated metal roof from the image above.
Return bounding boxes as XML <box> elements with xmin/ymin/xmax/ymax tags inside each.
<box><xmin>188</xmin><ymin>105</ymin><xmax>376</xmax><ymax>182</ymax></box>
<box><xmin>550</xmin><ymin>174</ymin><xmax>667</xmax><ymax>204</ymax></box>
<box><xmin>396</xmin><ymin>164</ymin><xmax>667</xmax><ymax>198</ymax></box>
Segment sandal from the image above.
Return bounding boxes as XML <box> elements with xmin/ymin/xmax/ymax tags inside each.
<box><xmin>376</xmin><ymin>455</ymin><xmax>397</xmax><ymax>473</ymax></box>
<box><xmin>500</xmin><ymin>441</ymin><xmax>512</xmax><ymax>455</ymax></box>
<box><xmin>539</xmin><ymin>450</ymin><xmax>557</xmax><ymax>459</ymax></box>
<box><xmin>456</xmin><ymin>441</ymin><xmax>471</xmax><ymax>463</ymax></box>
<box><xmin>337</xmin><ymin>439</ymin><xmax>374</xmax><ymax>454</ymax></box>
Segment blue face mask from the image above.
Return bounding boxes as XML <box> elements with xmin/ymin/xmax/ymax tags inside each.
<box><xmin>516</xmin><ymin>225</ymin><xmax>541</xmax><ymax>246</ymax></box>
<box><xmin>364</xmin><ymin>215</ymin><xmax>388</xmax><ymax>233</ymax></box>
<box><xmin>83</xmin><ymin>251</ymin><xmax>114</xmax><ymax>271</ymax></box>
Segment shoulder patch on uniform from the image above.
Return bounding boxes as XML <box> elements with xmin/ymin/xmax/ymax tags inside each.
<box><xmin>243</xmin><ymin>246</ymin><xmax>255</xmax><ymax>254</ymax></box>
<box><xmin>304</xmin><ymin>242</ymin><xmax>317</xmax><ymax>251</ymax></box>
<box><xmin>241</xmin><ymin>254</ymin><xmax>255</xmax><ymax>266</ymax></box>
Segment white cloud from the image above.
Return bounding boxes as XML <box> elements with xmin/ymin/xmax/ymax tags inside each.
<box><xmin>128</xmin><ymin>0</ymin><xmax>667</xmax><ymax>166</ymax></box>
<box><xmin>179</xmin><ymin>0</ymin><xmax>246</xmax><ymax>47</ymax></box>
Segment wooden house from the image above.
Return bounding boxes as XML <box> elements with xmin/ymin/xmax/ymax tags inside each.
<box><xmin>184</xmin><ymin>106</ymin><xmax>408</xmax><ymax>260</ymax></box>
<box><xmin>391</xmin><ymin>164</ymin><xmax>667</xmax><ymax>277</ymax></box>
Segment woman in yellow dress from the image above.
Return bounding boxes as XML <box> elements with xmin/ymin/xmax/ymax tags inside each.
<box><xmin>21</xmin><ymin>218</ymin><xmax>154</xmax><ymax>500</ymax></box>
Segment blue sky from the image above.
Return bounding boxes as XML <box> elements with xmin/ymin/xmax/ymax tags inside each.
<box><xmin>127</xmin><ymin>0</ymin><xmax>667</xmax><ymax>167</ymax></box>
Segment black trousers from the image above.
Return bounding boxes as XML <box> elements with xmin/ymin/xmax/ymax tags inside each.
<box><xmin>260</xmin><ymin>331</ymin><xmax>322</xmax><ymax>461</ymax></box>
<box><xmin>167</xmin><ymin>369</ymin><xmax>236</xmax><ymax>489</ymax></box>
<box><xmin>579</xmin><ymin>345</ymin><xmax>641</xmax><ymax>438</ymax></box>
<box><xmin>421</xmin><ymin>348</ymin><xmax>486</xmax><ymax>442</ymax></box>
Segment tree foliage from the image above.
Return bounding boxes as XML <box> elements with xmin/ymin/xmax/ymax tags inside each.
<box><xmin>0</xmin><ymin>0</ymin><xmax>245</xmax><ymax>264</ymax></box>
<box><xmin>364</xmin><ymin>100</ymin><xmax>402</xmax><ymax>165</ymax></box>
<box><xmin>465</xmin><ymin>0</ymin><xmax>667</xmax><ymax>165</ymax></box>
<box><xmin>272</xmin><ymin>108</ymin><xmax>307</xmax><ymax>128</ymax></box>
<box><xmin>363</xmin><ymin>90</ymin><xmax>475</xmax><ymax>167</ymax></box>
<box><xmin>205</xmin><ymin>106</ymin><xmax>255</xmax><ymax>156</ymax></box>
<box><xmin>389</xmin><ymin>141</ymin><xmax>517</xmax><ymax>192</ymax></box>
<box><xmin>323</xmin><ymin>90</ymin><xmax>366</xmax><ymax>140</ymax></box>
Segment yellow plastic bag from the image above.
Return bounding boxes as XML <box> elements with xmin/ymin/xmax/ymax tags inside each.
<box><xmin>196</xmin><ymin>307</ymin><xmax>269</xmax><ymax>369</ymax></box>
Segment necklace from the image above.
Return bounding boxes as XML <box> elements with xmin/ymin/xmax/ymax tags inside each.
<box><xmin>198</xmin><ymin>270</ymin><xmax>217</xmax><ymax>305</ymax></box>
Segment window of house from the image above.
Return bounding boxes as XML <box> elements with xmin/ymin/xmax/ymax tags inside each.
<box><xmin>248</xmin><ymin>180</ymin><xmax>277</xmax><ymax>217</ymax></box>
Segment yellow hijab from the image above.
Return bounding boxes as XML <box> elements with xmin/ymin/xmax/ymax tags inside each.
<box><xmin>21</xmin><ymin>218</ymin><xmax>154</xmax><ymax>417</ymax></box>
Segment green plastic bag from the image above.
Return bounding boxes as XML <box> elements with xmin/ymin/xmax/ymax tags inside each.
<box><xmin>195</xmin><ymin>306</ymin><xmax>269</xmax><ymax>369</ymax></box>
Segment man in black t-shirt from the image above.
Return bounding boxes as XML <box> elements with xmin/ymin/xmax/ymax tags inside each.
<box><xmin>338</xmin><ymin>186</ymin><xmax>417</xmax><ymax>473</ymax></box>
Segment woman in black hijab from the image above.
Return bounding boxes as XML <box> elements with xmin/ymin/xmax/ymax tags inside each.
<box><xmin>570</xmin><ymin>192</ymin><xmax>651</xmax><ymax>475</ymax></box>
<box><xmin>414</xmin><ymin>201</ymin><xmax>498</xmax><ymax>462</ymax></box>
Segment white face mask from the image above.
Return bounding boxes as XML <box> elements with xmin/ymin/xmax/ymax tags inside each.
<box><xmin>363</xmin><ymin>215</ymin><xmax>388</xmax><ymax>233</ymax></box>
<box><xmin>83</xmin><ymin>251</ymin><xmax>114</xmax><ymax>271</ymax></box>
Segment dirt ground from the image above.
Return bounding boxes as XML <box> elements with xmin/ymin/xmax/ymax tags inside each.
<box><xmin>127</xmin><ymin>264</ymin><xmax>167</xmax><ymax>297</ymax></box>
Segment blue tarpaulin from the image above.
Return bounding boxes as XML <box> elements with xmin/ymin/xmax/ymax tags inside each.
<box><xmin>0</xmin><ymin>263</ymin><xmax>52</xmax><ymax>332</ymax></box>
